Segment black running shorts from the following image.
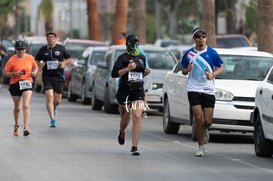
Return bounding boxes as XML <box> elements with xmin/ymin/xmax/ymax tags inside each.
<box><xmin>43</xmin><ymin>76</ymin><xmax>64</xmax><ymax>94</ymax></box>
<box><xmin>116</xmin><ymin>88</ymin><xmax>145</xmax><ymax>105</ymax></box>
<box><xmin>188</xmin><ymin>92</ymin><xmax>215</xmax><ymax>108</ymax></box>
<box><xmin>9</xmin><ymin>82</ymin><xmax>32</xmax><ymax>96</ymax></box>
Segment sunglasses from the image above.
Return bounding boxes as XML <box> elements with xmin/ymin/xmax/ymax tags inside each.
<box><xmin>194</xmin><ymin>34</ymin><xmax>207</xmax><ymax>39</ymax></box>
<box><xmin>16</xmin><ymin>48</ymin><xmax>25</xmax><ymax>51</ymax></box>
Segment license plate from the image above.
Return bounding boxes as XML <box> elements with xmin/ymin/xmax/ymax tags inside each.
<box><xmin>147</xmin><ymin>95</ymin><xmax>160</xmax><ymax>102</ymax></box>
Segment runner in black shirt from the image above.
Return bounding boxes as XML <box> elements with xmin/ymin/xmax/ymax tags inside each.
<box><xmin>35</xmin><ymin>32</ymin><xmax>71</xmax><ymax>127</ymax></box>
<box><xmin>111</xmin><ymin>34</ymin><xmax>151</xmax><ymax>155</ymax></box>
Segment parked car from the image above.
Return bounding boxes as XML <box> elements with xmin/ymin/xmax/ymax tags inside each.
<box><xmin>63</xmin><ymin>38</ymin><xmax>109</xmax><ymax>97</ymax></box>
<box><xmin>67</xmin><ymin>46</ymin><xmax>108</xmax><ymax>104</ymax></box>
<box><xmin>162</xmin><ymin>48</ymin><xmax>273</xmax><ymax>139</ymax></box>
<box><xmin>252</xmin><ymin>65</ymin><xmax>273</xmax><ymax>157</ymax></box>
<box><xmin>92</xmin><ymin>45</ymin><xmax>176</xmax><ymax>113</ymax></box>
<box><xmin>26</xmin><ymin>39</ymin><xmax>48</xmax><ymax>92</ymax></box>
<box><xmin>216</xmin><ymin>34</ymin><xmax>252</xmax><ymax>48</ymax></box>
<box><xmin>1</xmin><ymin>38</ymin><xmax>15</xmax><ymax>84</ymax></box>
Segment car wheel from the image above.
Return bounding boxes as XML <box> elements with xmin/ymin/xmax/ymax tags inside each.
<box><xmin>104</xmin><ymin>86</ymin><xmax>119</xmax><ymax>114</ymax></box>
<box><xmin>81</xmin><ymin>82</ymin><xmax>91</xmax><ymax>105</ymax></box>
<box><xmin>163</xmin><ymin>97</ymin><xmax>180</xmax><ymax>134</ymax></box>
<box><xmin>254</xmin><ymin>113</ymin><xmax>273</xmax><ymax>157</ymax></box>
<box><xmin>92</xmin><ymin>88</ymin><xmax>103</xmax><ymax>110</ymax></box>
<box><xmin>67</xmin><ymin>81</ymin><xmax>77</xmax><ymax>102</ymax></box>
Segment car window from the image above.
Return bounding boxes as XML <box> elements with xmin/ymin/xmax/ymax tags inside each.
<box><xmin>173</xmin><ymin>62</ymin><xmax>182</xmax><ymax>73</ymax></box>
<box><xmin>267</xmin><ymin>68</ymin><xmax>273</xmax><ymax>84</ymax></box>
<box><xmin>90</xmin><ymin>51</ymin><xmax>107</xmax><ymax>66</ymax></box>
<box><xmin>2</xmin><ymin>39</ymin><xmax>14</xmax><ymax>49</ymax></box>
<box><xmin>28</xmin><ymin>43</ymin><xmax>47</xmax><ymax>56</ymax></box>
<box><xmin>65</xmin><ymin>44</ymin><xmax>91</xmax><ymax>58</ymax></box>
<box><xmin>216</xmin><ymin>37</ymin><xmax>251</xmax><ymax>48</ymax></box>
<box><xmin>216</xmin><ymin>55</ymin><xmax>273</xmax><ymax>81</ymax></box>
<box><xmin>147</xmin><ymin>51</ymin><xmax>176</xmax><ymax>70</ymax></box>
<box><xmin>112</xmin><ymin>50</ymin><xmax>125</xmax><ymax>65</ymax></box>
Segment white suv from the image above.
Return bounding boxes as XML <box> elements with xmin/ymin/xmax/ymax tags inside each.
<box><xmin>252</xmin><ymin>65</ymin><xmax>273</xmax><ymax>157</ymax></box>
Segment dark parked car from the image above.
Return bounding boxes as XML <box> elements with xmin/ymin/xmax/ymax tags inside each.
<box><xmin>62</xmin><ymin>38</ymin><xmax>109</xmax><ymax>97</ymax></box>
<box><xmin>67</xmin><ymin>46</ymin><xmax>108</xmax><ymax>104</ymax></box>
<box><xmin>1</xmin><ymin>38</ymin><xmax>15</xmax><ymax>84</ymax></box>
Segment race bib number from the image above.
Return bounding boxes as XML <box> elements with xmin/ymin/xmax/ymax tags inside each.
<box><xmin>128</xmin><ymin>71</ymin><xmax>143</xmax><ymax>82</ymax></box>
<box><xmin>19</xmin><ymin>80</ymin><xmax>32</xmax><ymax>90</ymax></box>
<box><xmin>47</xmin><ymin>60</ymin><xmax>59</xmax><ymax>70</ymax></box>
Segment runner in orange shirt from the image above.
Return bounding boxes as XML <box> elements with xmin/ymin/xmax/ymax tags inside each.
<box><xmin>4</xmin><ymin>40</ymin><xmax>38</xmax><ymax>136</ymax></box>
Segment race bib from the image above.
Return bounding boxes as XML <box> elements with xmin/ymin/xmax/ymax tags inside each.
<box><xmin>19</xmin><ymin>80</ymin><xmax>32</xmax><ymax>90</ymax></box>
<box><xmin>128</xmin><ymin>71</ymin><xmax>143</xmax><ymax>82</ymax></box>
<box><xmin>47</xmin><ymin>60</ymin><xmax>59</xmax><ymax>70</ymax></box>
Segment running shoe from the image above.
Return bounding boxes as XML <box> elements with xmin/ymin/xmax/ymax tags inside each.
<box><xmin>118</xmin><ymin>131</ymin><xmax>125</xmax><ymax>145</ymax></box>
<box><xmin>204</xmin><ymin>128</ymin><xmax>209</xmax><ymax>144</ymax></box>
<box><xmin>13</xmin><ymin>125</ymin><xmax>20</xmax><ymax>136</ymax></box>
<box><xmin>195</xmin><ymin>146</ymin><xmax>205</xmax><ymax>157</ymax></box>
<box><xmin>130</xmin><ymin>146</ymin><xmax>140</xmax><ymax>156</ymax></box>
<box><xmin>23</xmin><ymin>129</ymin><xmax>30</xmax><ymax>136</ymax></box>
<box><xmin>142</xmin><ymin>111</ymin><xmax>148</xmax><ymax>118</ymax></box>
<box><xmin>50</xmin><ymin>119</ymin><xmax>56</xmax><ymax>128</ymax></box>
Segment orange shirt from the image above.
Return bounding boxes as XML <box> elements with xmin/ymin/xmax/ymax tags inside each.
<box><xmin>117</xmin><ymin>38</ymin><xmax>126</xmax><ymax>45</ymax></box>
<box><xmin>5</xmin><ymin>54</ymin><xmax>38</xmax><ymax>84</ymax></box>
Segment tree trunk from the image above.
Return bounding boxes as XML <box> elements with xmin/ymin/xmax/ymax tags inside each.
<box><xmin>132</xmin><ymin>0</ymin><xmax>146</xmax><ymax>44</ymax></box>
<box><xmin>258</xmin><ymin>0</ymin><xmax>273</xmax><ymax>53</ymax></box>
<box><xmin>87</xmin><ymin>0</ymin><xmax>101</xmax><ymax>40</ymax></box>
<box><xmin>225</xmin><ymin>0</ymin><xmax>237</xmax><ymax>34</ymax></box>
<box><xmin>45</xmin><ymin>17</ymin><xmax>53</xmax><ymax>33</ymax></box>
<box><xmin>155</xmin><ymin>1</ymin><xmax>162</xmax><ymax>39</ymax></box>
<box><xmin>202</xmin><ymin>0</ymin><xmax>216</xmax><ymax>48</ymax></box>
<box><xmin>163</xmin><ymin>0</ymin><xmax>182</xmax><ymax>40</ymax></box>
<box><xmin>111</xmin><ymin>0</ymin><xmax>128</xmax><ymax>45</ymax></box>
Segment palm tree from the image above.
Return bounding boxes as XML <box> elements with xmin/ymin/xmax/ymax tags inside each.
<box><xmin>111</xmin><ymin>0</ymin><xmax>128</xmax><ymax>45</ymax></box>
<box><xmin>202</xmin><ymin>0</ymin><xmax>216</xmax><ymax>48</ymax></box>
<box><xmin>87</xmin><ymin>0</ymin><xmax>101</xmax><ymax>40</ymax></box>
<box><xmin>0</xmin><ymin>0</ymin><xmax>21</xmax><ymax>37</ymax></box>
<box><xmin>132</xmin><ymin>0</ymin><xmax>146</xmax><ymax>44</ymax></box>
<box><xmin>37</xmin><ymin>0</ymin><xmax>54</xmax><ymax>34</ymax></box>
<box><xmin>258</xmin><ymin>0</ymin><xmax>273</xmax><ymax>53</ymax></box>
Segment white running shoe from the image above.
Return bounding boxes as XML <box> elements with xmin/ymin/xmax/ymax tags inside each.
<box><xmin>195</xmin><ymin>146</ymin><xmax>205</xmax><ymax>157</ymax></box>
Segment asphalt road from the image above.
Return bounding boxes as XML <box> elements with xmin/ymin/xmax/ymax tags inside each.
<box><xmin>0</xmin><ymin>84</ymin><xmax>272</xmax><ymax>181</ymax></box>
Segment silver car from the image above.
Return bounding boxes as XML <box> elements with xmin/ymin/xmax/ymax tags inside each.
<box><xmin>67</xmin><ymin>46</ymin><xmax>108</xmax><ymax>104</ymax></box>
<box><xmin>163</xmin><ymin>48</ymin><xmax>273</xmax><ymax>139</ymax></box>
<box><xmin>92</xmin><ymin>45</ymin><xmax>177</xmax><ymax>114</ymax></box>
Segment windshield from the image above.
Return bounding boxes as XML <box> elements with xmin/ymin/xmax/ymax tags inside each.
<box><xmin>66</xmin><ymin>44</ymin><xmax>91</xmax><ymax>58</ymax></box>
<box><xmin>147</xmin><ymin>51</ymin><xmax>177</xmax><ymax>70</ymax></box>
<box><xmin>216</xmin><ymin>55</ymin><xmax>273</xmax><ymax>81</ymax></box>
<box><xmin>90</xmin><ymin>51</ymin><xmax>107</xmax><ymax>65</ymax></box>
<box><xmin>2</xmin><ymin>39</ymin><xmax>14</xmax><ymax>49</ymax></box>
<box><xmin>114</xmin><ymin>49</ymin><xmax>177</xmax><ymax>70</ymax></box>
